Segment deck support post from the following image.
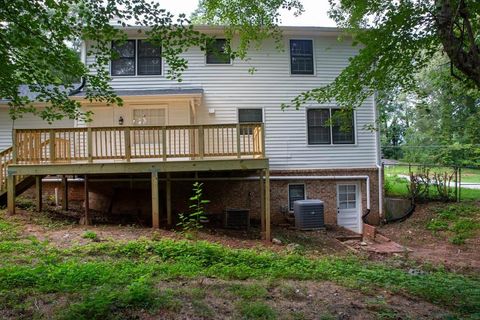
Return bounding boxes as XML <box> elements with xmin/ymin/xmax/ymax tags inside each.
<box><xmin>259</xmin><ymin>170</ymin><xmax>265</xmax><ymax>239</ymax></box>
<box><xmin>264</xmin><ymin>168</ymin><xmax>271</xmax><ymax>241</ymax></box>
<box><xmin>62</xmin><ymin>175</ymin><xmax>68</xmax><ymax>211</ymax></box>
<box><xmin>35</xmin><ymin>176</ymin><xmax>42</xmax><ymax>212</ymax></box>
<box><xmin>151</xmin><ymin>171</ymin><xmax>160</xmax><ymax>229</ymax></box>
<box><xmin>166</xmin><ymin>173</ymin><xmax>172</xmax><ymax>227</ymax></box>
<box><xmin>7</xmin><ymin>174</ymin><xmax>15</xmax><ymax>215</ymax></box>
<box><xmin>81</xmin><ymin>175</ymin><xmax>91</xmax><ymax>225</ymax></box>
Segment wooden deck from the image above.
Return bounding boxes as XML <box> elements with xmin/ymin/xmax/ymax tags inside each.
<box><xmin>3</xmin><ymin>123</ymin><xmax>271</xmax><ymax>240</ymax></box>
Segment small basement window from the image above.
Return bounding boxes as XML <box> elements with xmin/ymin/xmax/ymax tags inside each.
<box><xmin>206</xmin><ymin>39</ymin><xmax>231</xmax><ymax>64</ymax></box>
<box><xmin>288</xmin><ymin>184</ymin><xmax>305</xmax><ymax>211</ymax></box>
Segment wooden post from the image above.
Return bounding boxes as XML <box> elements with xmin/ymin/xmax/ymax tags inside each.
<box><xmin>125</xmin><ymin>127</ymin><xmax>131</xmax><ymax>162</ymax></box>
<box><xmin>151</xmin><ymin>171</ymin><xmax>160</xmax><ymax>228</ymax></box>
<box><xmin>261</xmin><ymin>123</ymin><xmax>266</xmax><ymax>158</ymax></box>
<box><xmin>264</xmin><ymin>168</ymin><xmax>271</xmax><ymax>241</ymax></box>
<box><xmin>61</xmin><ymin>175</ymin><xmax>68</xmax><ymax>211</ymax></box>
<box><xmin>166</xmin><ymin>173</ymin><xmax>172</xmax><ymax>227</ymax></box>
<box><xmin>49</xmin><ymin>130</ymin><xmax>56</xmax><ymax>163</ymax></box>
<box><xmin>259</xmin><ymin>170</ymin><xmax>265</xmax><ymax>239</ymax></box>
<box><xmin>35</xmin><ymin>176</ymin><xmax>42</xmax><ymax>212</ymax></box>
<box><xmin>82</xmin><ymin>175</ymin><xmax>90</xmax><ymax>225</ymax></box>
<box><xmin>198</xmin><ymin>125</ymin><xmax>204</xmax><ymax>159</ymax></box>
<box><xmin>236</xmin><ymin>124</ymin><xmax>241</xmax><ymax>158</ymax></box>
<box><xmin>87</xmin><ymin>128</ymin><xmax>93</xmax><ymax>163</ymax></box>
<box><xmin>7</xmin><ymin>174</ymin><xmax>15</xmax><ymax>215</ymax></box>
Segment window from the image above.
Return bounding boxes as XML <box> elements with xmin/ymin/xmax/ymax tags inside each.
<box><xmin>111</xmin><ymin>40</ymin><xmax>136</xmax><ymax>76</ymax></box>
<box><xmin>307</xmin><ymin>108</ymin><xmax>355</xmax><ymax>145</ymax></box>
<box><xmin>132</xmin><ymin>109</ymin><xmax>166</xmax><ymax>126</ymax></box>
<box><xmin>137</xmin><ymin>40</ymin><xmax>162</xmax><ymax>75</ymax></box>
<box><xmin>338</xmin><ymin>185</ymin><xmax>357</xmax><ymax>209</ymax></box>
<box><xmin>206</xmin><ymin>39</ymin><xmax>231</xmax><ymax>64</ymax></box>
<box><xmin>307</xmin><ymin>109</ymin><xmax>330</xmax><ymax>144</ymax></box>
<box><xmin>331</xmin><ymin>109</ymin><xmax>355</xmax><ymax>144</ymax></box>
<box><xmin>290</xmin><ymin>39</ymin><xmax>314</xmax><ymax>75</ymax></box>
<box><xmin>111</xmin><ymin>40</ymin><xmax>162</xmax><ymax>76</ymax></box>
<box><xmin>238</xmin><ymin>108</ymin><xmax>263</xmax><ymax>135</ymax></box>
<box><xmin>288</xmin><ymin>184</ymin><xmax>305</xmax><ymax>211</ymax></box>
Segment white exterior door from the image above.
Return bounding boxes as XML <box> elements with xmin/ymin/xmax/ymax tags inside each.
<box><xmin>336</xmin><ymin>183</ymin><xmax>362</xmax><ymax>234</ymax></box>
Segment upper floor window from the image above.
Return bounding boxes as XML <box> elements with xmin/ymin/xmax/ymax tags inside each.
<box><xmin>137</xmin><ymin>40</ymin><xmax>162</xmax><ymax>75</ymax></box>
<box><xmin>206</xmin><ymin>39</ymin><xmax>231</xmax><ymax>64</ymax></box>
<box><xmin>111</xmin><ymin>40</ymin><xmax>136</xmax><ymax>76</ymax></box>
<box><xmin>290</xmin><ymin>39</ymin><xmax>314</xmax><ymax>75</ymax></box>
<box><xmin>307</xmin><ymin>108</ymin><xmax>355</xmax><ymax>145</ymax></box>
<box><xmin>111</xmin><ymin>40</ymin><xmax>162</xmax><ymax>76</ymax></box>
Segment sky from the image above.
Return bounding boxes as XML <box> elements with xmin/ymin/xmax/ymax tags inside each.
<box><xmin>159</xmin><ymin>0</ymin><xmax>336</xmax><ymax>27</ymax></box>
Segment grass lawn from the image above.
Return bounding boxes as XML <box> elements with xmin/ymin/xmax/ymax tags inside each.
<box><xmin>385</xmin><ymin>175</ymin><xmax>480</xmax><ymax>201</ymax></box>
<box><xmin>385</xmin><ymin>165</ymin><xmax>480</xmax><ymax>184</ymax></box>
<box><xmin>0</xmin><ymin>210</ymin><xmax>479</xmax><ymax>319</ymax></box>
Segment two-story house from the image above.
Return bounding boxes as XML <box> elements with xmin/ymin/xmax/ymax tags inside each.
<box><xmin>0</xmin><ymin>26</ymin><xmax>383</xmax><ymax>239</ymax></box>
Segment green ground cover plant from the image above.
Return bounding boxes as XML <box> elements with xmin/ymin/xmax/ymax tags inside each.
<box><xmin>0</xmin><ymin>211</ymin><xmax>479</xmax><ymax>318</ymax></box>
<box><xmin>427</xmin><ymin>204</ymin><xmax>480</xmax><ymax>244</ymax></box>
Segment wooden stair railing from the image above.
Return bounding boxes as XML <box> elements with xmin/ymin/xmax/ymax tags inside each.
<box><xmin>0</xmin><ymin>146</ymin><xmax>34</xmax><ymax>206</ymax></box>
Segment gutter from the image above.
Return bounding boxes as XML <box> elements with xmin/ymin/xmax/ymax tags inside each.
<box><xmin>373</xmin><ymin>91</ymin><xmax>384</xmax><ymax>219</ymax></box>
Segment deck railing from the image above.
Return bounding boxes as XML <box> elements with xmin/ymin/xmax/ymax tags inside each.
<box><xmin>13</xmin><ymin>123</ymin><xmax>265</xmax><ymax>165</ymax></box>
<box><xmin>0</xmin><ymin>147</ymin><xmax>13</xmax><ymax>192</ymax></box>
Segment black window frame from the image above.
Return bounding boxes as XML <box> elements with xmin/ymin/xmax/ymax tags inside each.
<box><xmin>290</xmin><ymin>39</ymin><xmax>314</xmax><ymax>75</ymax></box>
<box><xmin>206</xmin><ymin>39</ymin><xmax>231</xmax><ymax>65</ymax></box>
<box><xmin>111</xmin><ymin>39</ymin><xmax>162</xmax><ymax>76</ymax></box>
<box><xmin>331</xmin><ymin>109</ymin><xmax>355</xmax><ymax>144</ymax></box>
<box><xmin>137</xmin><ymin>39</ymin><xmax>162</xmax><ymax>76</ymax></box>
<box><xmin>111</xmin><ymin>40</ymin><xmax>136</xmax><ymax>76</ymax></box>
<box><xmin>307</xmin><ymin>108</ymin><xmax>355</xmax><ymax>145</ymax></box>
<box><xmin>307</xmin><ymin>109</ymin><xmax>331</xmax><ymax>145</ymax></box>
<box><xmin>288</xmin><ymin>184</ymin><xmax>306</xmax><ymax>211</ymax></box>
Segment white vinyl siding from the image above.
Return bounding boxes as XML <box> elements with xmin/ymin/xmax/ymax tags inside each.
<box><xmin>81</xmin><ymin>32</ymin><xmax>378</xmax><ymax>170</ymax></box>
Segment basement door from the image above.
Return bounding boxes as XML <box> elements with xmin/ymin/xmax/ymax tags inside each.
<box><xmin>336</xmin><ymin>183</ymin><xmax>362</xmax><ymax>234</ymax></box>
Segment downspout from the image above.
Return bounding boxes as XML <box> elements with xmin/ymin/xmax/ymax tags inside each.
<box><xmin>374</xmin><ymin>91</ymin><xmax>384</xmax><ymax>221</ymax></box>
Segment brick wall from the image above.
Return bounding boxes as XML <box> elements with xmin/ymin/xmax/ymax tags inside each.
<box><xmin>25</xmin><ymin>167</ymin><xmax>382</xmax><ymax>229</ymax></box>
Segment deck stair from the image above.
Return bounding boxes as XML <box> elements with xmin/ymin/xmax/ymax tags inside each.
<box><xmin>0</xmin><ymin>146</ymin><xmax>34</xmax><ymax>206</ymax></box>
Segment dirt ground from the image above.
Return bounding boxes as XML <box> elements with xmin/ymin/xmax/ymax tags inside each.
<box><xmin>12</xmin><ymin>200</ymin><xmax>480</xmax><ymax>274</ymax></box>
<box><xmin>378</xmin><ymin>202</ymin><xmax>480</xmax><ymax>273</ymax></box>
<box><xmin>1</xmin><ymin>205</ymin><xmax>473</xmax><ymax>319</ymax></box>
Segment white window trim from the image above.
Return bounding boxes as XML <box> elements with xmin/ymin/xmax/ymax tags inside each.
<box><xmin>204</xmin><ymin>38</ymin><xmax>233</xmax><ymax>66</ymax></box>
<box><xmin>288</xmin><ymin>183</ymin><xmax>306</xmax><ymax>212</ymax></box>
<box><xmin>288</xmin><ymin>38</ymin><xmax>316</xmax><ymax>77</ymax></box>
<box><xmin>305</xmin><ymin>107</ymin><xmax>358</xmax><ymax>147</ymax></box>
<box><xmin>110</xmin><ymin>39</ymin><xmax>164</xmax><ymax>78</ymax></box>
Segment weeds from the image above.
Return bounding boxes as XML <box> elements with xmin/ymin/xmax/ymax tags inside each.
<box><xmin>238</xmin><ymin>300</ymin><xmax>276</xmax><ymax>320</ymax></box>
<box><xmin>229</xmin><ymin>284</ymin><xmax>268</xmax><ymax>300</ymax></box>
<box><xmin>177</xmin><ymin>182</ymin><xmax>210</xmax><ymax>235</ymax></box>
<box><xmin>426</xmin><ymin>204</ymin><xmax>480</xmax><ymax>244</ymax></box>
<box><xmin>82</xmin><ymin>230</ymin><xmax>99</xmax><ymax>241</ymax></box>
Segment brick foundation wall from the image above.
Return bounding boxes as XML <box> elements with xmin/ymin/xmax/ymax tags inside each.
<box><xmin>23</xmin><ymin>167</ymin><xmax>382</xmax><ymax>230</ymax></box>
